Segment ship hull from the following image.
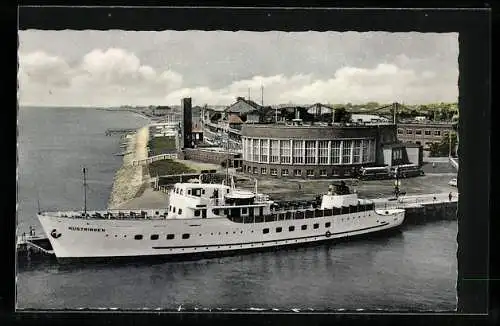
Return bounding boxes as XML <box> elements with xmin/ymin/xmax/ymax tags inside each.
<box><xmin>38</xmin><ymin>208</ymin><xmax>404</xmax><ymax>263</ymax></box>
<box><xmin>54</xmin><ymin>225</ymin><xmax>403</xmax><ymax>265</ymax></box>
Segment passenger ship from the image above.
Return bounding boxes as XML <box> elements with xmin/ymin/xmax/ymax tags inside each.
<box><xmin>37</xmin><ymin>176</ymin><xmax>405</xmax><ymax>262</ymax></box>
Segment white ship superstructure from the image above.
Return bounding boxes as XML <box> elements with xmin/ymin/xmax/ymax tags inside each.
<box><xmin>37</xmin><ymin>178</ymin><xmax>405</xmax><ymax>261</ymax></box>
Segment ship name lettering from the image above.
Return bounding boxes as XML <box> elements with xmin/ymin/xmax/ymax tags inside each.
<box><xmin>68</xmin><ymin>226</ymin><xmax>106</xmax><ymax>232</ymax></box>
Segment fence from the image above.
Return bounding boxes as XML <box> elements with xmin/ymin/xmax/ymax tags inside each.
<box><xmin>132</xmin><ymin>153</ymin><xmax>178</xmax><ymax>166</ymax></box>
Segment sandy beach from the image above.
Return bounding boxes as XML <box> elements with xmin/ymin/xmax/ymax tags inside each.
<box><xmin>107</xmin><ymin>125</ymin><xmax>150</xmax><ymax>209</ymax></box>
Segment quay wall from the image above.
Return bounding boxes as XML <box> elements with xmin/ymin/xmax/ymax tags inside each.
<box><xmin>108</xmin><ymin>126</ymin><xmax>150</xmax><ymax>209</ymax></box>
<box><xmin>404</xmin><ymin>201</ymin><xmax>457</xmax><ymax>225</ymax></box>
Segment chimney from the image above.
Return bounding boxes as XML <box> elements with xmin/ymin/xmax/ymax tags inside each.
<box><xmin>331</xmin><ymin>108</ymin><xmax>336</xmax><ymax>124</ymax></box>
<box><xmin>295</xmin><ymin>108</ymin><xmax>300</xmax><ymax>120</ymax></box>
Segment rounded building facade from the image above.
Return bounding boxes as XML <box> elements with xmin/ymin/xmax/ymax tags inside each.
<box><xmin>241</xmin><ymin>124</ymin><xmax>387</xmax><ymax>179</ymax></box>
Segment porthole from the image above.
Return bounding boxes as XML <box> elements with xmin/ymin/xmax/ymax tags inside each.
<box><xmin>167</xmin><ymin>234</ymin><xmax>175</xmax><ymax>240</ymax></box>
<box><xmin>134</xmin><ymin>235</ymin><xmax>143</xmax><ymax>240</ymax></box>
<box><xmin>150</xmin><ymin>234</ymin><xmax>159</xmax><ymax>240</ymax></box>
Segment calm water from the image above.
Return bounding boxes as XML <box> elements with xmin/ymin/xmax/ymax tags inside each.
<box><xmin>16</xmin><ymin>107</ymin><xmax>457</xmax><ymax>311</ymax></box>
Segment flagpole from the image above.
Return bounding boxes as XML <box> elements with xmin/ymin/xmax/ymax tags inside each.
<box><xmin>83</xmin><ymin>167</ymin><xmax>87</xmax><ymax>217</ymax></box>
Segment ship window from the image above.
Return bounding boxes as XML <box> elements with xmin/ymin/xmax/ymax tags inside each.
<box><xmin>178</xmin><ymin>209</ymin><xmax>182</xmax><ymax>215</ymax></box>
<box><xmin>263</xmin><ymin>228</ymin><xmax>270</xmax><ymax>234</ymax></box>
<box><xmin>301</xmin><ymin>225</ymin><xmax>307</xmax><ymax>230</ymax></box>
<box><xmin>289</xmin><ymin>226</ymin><xmax>295</xmax><ymax>232</ymax></box>
<box><xmin>325</xmin><ymin>222</ymin><xmax>331</xmax><ymax>228</ymax></box>
<box><xmin>313</xmin><ymin>223</ymin><xmax>319</xmax><ymax>229</ymax></box>
<box><xmin>188</xmin><ymin>189</ymin><xmax>191</xmax><ymax>195</ymax></box>
<box><xmin>194</xmin><ymin>210</ymin><xmax>201</xmax><ymax>217</ymax></box>
<box><xmin>213</xmin><ymin>209</ymin><xmax>220</xmax><ymax>215</ymax></box>
<box><xmin>242</xmin><ymin>208</ymin><xmax>247</xmax><ymax>214</ymax></box>
<box><xmin>134</xmin><ymin>234</ymin><xmax>143</xmax><ymax>240</ymax></box>
<box><xmin>166</xmin><ymin>234</ymin><xmax>175</xmax><ymax>240</ymax></box>
<box><xmin>155</xmin><ymin>211</ymin><xmax>159</xmax><ymax>215</ymax></box>
<box><xmin>150</xmin><ymin>234</ymin><xmax>159</xmax><ymax>240</ymax></box>
<box><xmin>169</xmin><ymin>205</ymin><xmax>172</xmax><ymax>211</ymax></box>
<box><xmin>182</xmin><ymin>233</ymin><xmax>190</xmax><ymax>239</ymax></box>
<box><xmin>173</xmin><ymin>207</ymin><xmax>176</xmax><ymax>213</ymax></box>
<box><xmin>276</xmin><ymin>227</ymin><xmax>282</xmax><ymax>233</ymax></box>
<box><xmin>227</xmin><ymin>189</ymin><xmax>230</xmax><ymax>193</ymax></box>
<box><xmin>202</xmin><ymin>189</ymin><xmax>205</xmax><ymax>194</ymax></box>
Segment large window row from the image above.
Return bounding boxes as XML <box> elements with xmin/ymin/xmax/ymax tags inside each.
<box><xmin>226</xmin><ymin>202</ymin><xmax>375</xmax><ymax>223</ymax></box>
<box><xmin>243</xmin><ymin>138</ymin><xmax>376</xmax><ymax>165</ymax></box>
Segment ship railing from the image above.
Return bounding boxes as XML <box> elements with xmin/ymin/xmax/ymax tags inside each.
<box><xmin>44</xmin><ymin>209</ymin><xmax>170</xmax><ymax>220</ymax></box>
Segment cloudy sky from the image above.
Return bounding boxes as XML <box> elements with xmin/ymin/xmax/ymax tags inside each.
<box><xmin>18</xmin><ymin>30</ymin><xmax>458</xmax><ymax>107</ymax></box>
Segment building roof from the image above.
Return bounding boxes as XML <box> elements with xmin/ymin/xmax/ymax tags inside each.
<box><xmin>351</xmin><ymin>114</ymin><xmax>389</xmax><ymax>122</ymax></box>
<box><xmin>228</xmin><ymin>114</ymin><xmax>244</xmax><ymax>124</ymax></box>
<box><xmin>382</xmin><ymin>143</ymin><xmax>406</xmax><ymax>149</ymax></box>
<box><xmin>226</xmin><ymin>97</ymin><xmax>263</xmax><ymax>114</ymax></box>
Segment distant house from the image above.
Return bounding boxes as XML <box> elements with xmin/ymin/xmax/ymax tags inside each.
<box><xmin>226</xmin><ymin>97</ymin><xmax>263</xmax><ymax>118</ymax></box>
<box><xmin>225</xmin><ymin>97</ymin><xmax>276</xmax><ymax>124</ymax></box>
<box><xmin>227</xmin><ymin>113</ymin><xmax>244</xmax><ymax>129</ymax></box>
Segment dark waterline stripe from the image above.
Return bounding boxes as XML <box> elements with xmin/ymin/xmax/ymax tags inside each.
<box><xmin>152</xmin><ymin>222</ymin><xmax>390</xmax><ymax>250</ymax></box>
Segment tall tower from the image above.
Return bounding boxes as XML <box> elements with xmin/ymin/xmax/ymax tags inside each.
<box><xmin>181</xmin><ymin>97</ymin><xmax>193</xmax><ymax>149</ymax></box>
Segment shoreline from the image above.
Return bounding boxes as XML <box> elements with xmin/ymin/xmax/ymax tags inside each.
<box><xmin>107</xmin><ymin>125</ymin><xmax>151</xmax><ymax>209</ymax></box>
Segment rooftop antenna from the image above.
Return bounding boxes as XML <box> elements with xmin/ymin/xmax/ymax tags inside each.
<box><xmin>82</xmin><ymin>167</ymin><xmax>87</xmax><ymax>217</ymax></box>
<box><xmin>261</xmin><ymin>84</ymin><xmax>264</xmax><ymax>106</ymax></box>
<box><xmin>225</xmin><ymin>127</ymin><xmax>230</xmax><ymax>186</ymax></box>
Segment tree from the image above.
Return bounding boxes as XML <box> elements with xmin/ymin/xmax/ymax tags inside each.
<box><xmin>365</xmin><ymin>102</ymin><xmax>379</xmax><ymax>110</ymax></box>
<box><xmin>334</xmin><ymin>108</ymin><xmax>352</xmax><ymax>123</ymax></box>
<box><xmin>429</xmin><ymin>131</ymin><xmax>458</xmax><ymax>157</ymax></box>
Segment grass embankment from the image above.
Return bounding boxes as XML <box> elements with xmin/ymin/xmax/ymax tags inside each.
<box><xmin>148</xmin><ymin>136</ymin><xmax>177</xmax><ymax>156</ymax></box>
<box><xmin>148</xmin><ymin>159</ymin><xmax>196</xmax><ymax>176</ymax></box>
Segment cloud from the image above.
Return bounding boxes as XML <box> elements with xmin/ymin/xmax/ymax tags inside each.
<box><xmin>19</xmin><ymin>48</ymin><xmax>184</xmax><ymax>106</ymax></box>
<box><xmin>18</xmin><ymin>48</ymin><xmax>457</xmax><ymax>107</ymax></box>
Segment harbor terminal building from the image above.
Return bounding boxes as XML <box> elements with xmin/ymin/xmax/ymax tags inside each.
<box><xmin>240</xmin><ymin>122</ymin><xmax>421</xmax><ymax>179</ymax></box>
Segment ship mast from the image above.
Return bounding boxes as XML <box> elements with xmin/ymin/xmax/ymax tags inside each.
<box><xmin>83</xmin><ymin>167</ymin><xmax>87</xmax><ymax>217</ymax></box>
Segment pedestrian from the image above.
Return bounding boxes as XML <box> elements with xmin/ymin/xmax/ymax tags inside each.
<box><xmin>449</xmin><ymin>192</ymin><xmax>452</xmax><ymax>201</ymax></box>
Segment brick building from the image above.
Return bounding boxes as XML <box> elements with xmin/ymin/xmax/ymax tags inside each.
<box><xmin>396</xmin><ymin>122</ymin><xmax>454</xmax><ymax>150</ymax></box>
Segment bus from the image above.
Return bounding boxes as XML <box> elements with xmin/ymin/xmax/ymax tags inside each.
<box><xmin>390</xmin><ymin>164</ymin><xmax>424</xmax><ymax>178</ymax></box>
<box><xmin>358</xmin><ymin>166</ymin><xmax>391</xmax><ymax>180</ymax></box>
